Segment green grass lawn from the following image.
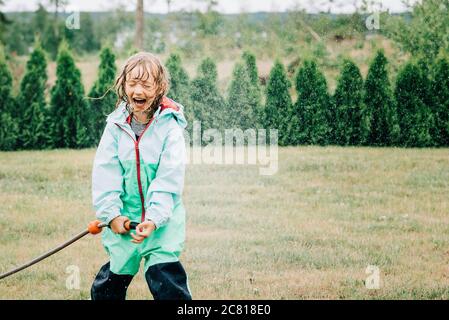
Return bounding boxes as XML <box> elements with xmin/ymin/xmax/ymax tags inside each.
<box><xmin>0</xmin><ymin>146</ymin><xmax>448</xmax><ymax>299</ymax></box>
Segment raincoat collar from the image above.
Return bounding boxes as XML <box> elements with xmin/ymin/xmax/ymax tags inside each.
<box><xmin>107</xmin><ymin>96</ymin><xmax>187</xmax><ymax>129</ymax></box>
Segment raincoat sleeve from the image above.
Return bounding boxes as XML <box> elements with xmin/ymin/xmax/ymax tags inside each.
<box><xmin>92</xmin><ymin>122</ymin><xmax>124</xmax><ymax>225</ymax></box>
<box><xmin>145</xmin><ymin>123</ymin><xmax>186</xmax><ymax>229</ymax></box>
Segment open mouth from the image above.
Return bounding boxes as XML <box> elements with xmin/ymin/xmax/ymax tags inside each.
<box><xmin>133</xmin><ymin>97</ymin><xmax>147</xmax><ymax>107</ymax></box>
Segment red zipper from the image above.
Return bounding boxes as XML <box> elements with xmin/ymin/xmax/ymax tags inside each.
<box><xmin>115</xmin><ymin>116</ymin><xmax>156</xmax><ymax>222</ymax></box>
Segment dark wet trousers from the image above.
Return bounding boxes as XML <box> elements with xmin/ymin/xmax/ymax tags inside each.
<box><xmin>91</xmin><ymin>261</ymin><xmax>192</xmax><ymax>300</ymax></box>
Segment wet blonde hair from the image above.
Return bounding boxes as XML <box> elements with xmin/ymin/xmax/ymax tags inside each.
<box><xmin>114</xmin><ymin>52</ymin><xmax>170</xmax><ymax>119</ymax></box>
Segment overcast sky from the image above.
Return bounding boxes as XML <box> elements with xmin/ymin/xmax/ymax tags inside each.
<box><xmin>3</xmin><ymin>0</ymin><xmax>417</xmax><ymax>14</ymax></box>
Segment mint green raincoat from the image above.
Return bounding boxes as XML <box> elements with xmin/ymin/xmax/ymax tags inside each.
<box><xmin>92</xmin><ymin>97</ymin><xmax>187</xmax><ymax>275</ymax></box>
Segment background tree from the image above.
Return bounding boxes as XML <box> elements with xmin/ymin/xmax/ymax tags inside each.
<box><xmin>135</xmin><ymin>0</ymin><xmax>144</xmax><ymax>50</ymax></box>
<box><xmin>364</xmin><ymin>50</ymin><xmax>400</xmax><ymax>146</ymax></box>
<box><xmin>165</xmin><ymin>53</ymin><xmax>193</xmax><ymax>131</ymax></box>
<box><xmin>0</xmin><ymin>0</ymin><xmax>11</xmax><ymax>44</ymax></box>
<box><xmin>166</xmin><ymin>53</ymin><xmax>190</xmax><ymax>105</ymax></box>
<box><xmin>227</xmin><ymin>62</ymin><xmax>259</xmax><ymax>130</ymax></box>
<box><xmin>50</xmin><ymin>43</ymin><xmax>90</xmax><ymax>148</ymax></box>
<box><xmin>195</xmin><ymin>0</ymin><xmax>224</xmax><ymax>37</ymax></box>
<box><xmin>46</xmin><ymin>0</ymin><xmax>69</xmax><ymax>57</ymax></box>
<box><xmin>0</xmin><ymin>51</ymin><xmax>19</xmax><ymax>150</ymax></box>
<box><xmin>242</xmin><ymin>51</ymin><xmax>259</xmax><ymax>88</ymax></box>
<box><xmin>333</xmin><ymin>59</ymin><xmax>369</xmax><ymax>145</ymax></box>
<box><xmin>429</xmin><ymin>57</ymin><xmax>449</xmax><ymax>146</ymax></box>
<box><xmin>68</xmin><ymin>13</ymin><xmax>100</xmax><ymax>53</ymax></box>
<box><xmin>89</xmin><ymin>47</ymin><xmax>117</xmax><ymax>146</ymax></box>
<box><xmin>33</xmin><ymin>3</ymin><xmax>49</xmax><ymax>35</ymax></box>
<box><xmin>42</xmin><ymin>18</ymin><xmax>63</xmax><ymax>60</ymax></box>
<box><xmin>415</xmin><ymin>58</ymin><xmax>434</xmax><ymax>110</ymax></box>
<box><xmin>386</xmin><ymin>0</ymin><xmax>449</xmax><ymax>63</ymax></box>
<box><xmin>48</xmin><ymin>0</ymin><xmax>69</xmax><ymax>19</ymax></box>
<box><xmin>242</xmin><ymin>51</ymin><xmax>263</xmax><ymax>127</ymax></box>
<box><xmin>263</xmin><ymin>60</ymin><xmax>293</xmax><ymax>146</ymax></box>
<box><xmin>190</xmin><ymin>57</ymin><xmax>226</xmax><ymax>135</ymax></box>
<box><xmin>17</xmin><ymin>43</ymin><xmax>52</xmax><ymax>149</ymax></box>
<box><xmin>294</xmin><ymin>60</ymin><xmax>331</xmax><ymax>145</ymax></box>
<box><xmin>394</xmin><ymin>61</ymin><xmax>434</xmax><ymax>147</ymax></box>
<box><xmin>166</xmin><ymin>0</ymin><xmax>173</xmax><ymax>14</ymax></box>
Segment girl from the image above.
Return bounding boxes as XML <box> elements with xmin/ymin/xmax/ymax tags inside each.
<box><xmin>90</xmin><ymin>52</ymin><xmax>192</xmax><ymax>300</ymax></box>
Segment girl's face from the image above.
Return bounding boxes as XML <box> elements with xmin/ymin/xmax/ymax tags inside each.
<box><xmin>125</xmin><ymin>64</ymin><xmax>157</xmax><ymax>113</ymax></box>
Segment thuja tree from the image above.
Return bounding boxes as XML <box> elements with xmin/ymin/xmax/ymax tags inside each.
<box><xmin>227</xmin><ymin>62</ymin><xmax>259</xmax><ymax>130</ymax></box>
<box><xmin>0</xmin><ymin>53</ymin><xmax>18</xmax><ymax>150</ymax></box>
<box><xmin>394</xmin><ymin>61</ymin><xmax>434</xmax><ymax>147</ymax></box>
<box><xmin>242</xmin><ymin>51</ymin><xmax>263</xmax><ymax>126</ymax></box>
<box><xmin>17</xmin><ymin>44</ymin><xmax>52</xmax><ymax>149</ymax></box>
<box><xmin>190</xmin><ymin>57</ymin><xmax>227</xmax><ymax>137</ymax></box>
<box><xmin>293</xmin><ymin>60</ymin><xmax>331</xmax><ymax>145</ymax></box>
<box><xmin>333</xmin><ymin>59</ymin><xmax>369</xmax><ymax>146</ymax></box>
<box><xmin>89</xmin><ymin>47</ymin><xmax>117</xmax><ymax>146</ymax></box>
<box><xmin>429</xmin><ymin>57</ymin><xmax>449</xmax><ymax>146</ymax></box>
<box><xmin>50</xmin><ymin>44</ymin><xmax>90</xmax><ymax>148</ymax></box>
<box><xmin>166</xmin><ymin>53</ymin><xmax>190</xmax><ymax>104</ymax></box>
<box><xmin>264</xmin><ymin>60</ymin><xmax>293</xmax><ymax>146</ymax></box>
<box><xmin>165</xmin><ymin>53</ymin><xmax>193</xmax><ymax>131</ymax></box>
<box><xmin>364</xmin><ymin>50</ymin><xmax>400</xmax><ymax>146</ymax></box>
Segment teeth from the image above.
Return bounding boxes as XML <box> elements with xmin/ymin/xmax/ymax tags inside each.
<box><xmin>134</xmin><ymin>98</ymin><xmax>146</xmax><ymax>104</ymax></box>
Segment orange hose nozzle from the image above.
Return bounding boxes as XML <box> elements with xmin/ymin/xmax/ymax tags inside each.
<box><xmin>87</xmin><ymin>220</ymin><xmax>103</xmax><ymax>235</ymax></box>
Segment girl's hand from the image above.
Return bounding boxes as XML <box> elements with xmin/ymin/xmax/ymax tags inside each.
<box><xmin>130</xmin><ymin>220</ymin><xmax>156</xmax><ymax>243</ymax></box>
<box><xmin>110</xmin><ymin>216</ymin><xmax>130</xmax><ymax>234</ymax></box>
